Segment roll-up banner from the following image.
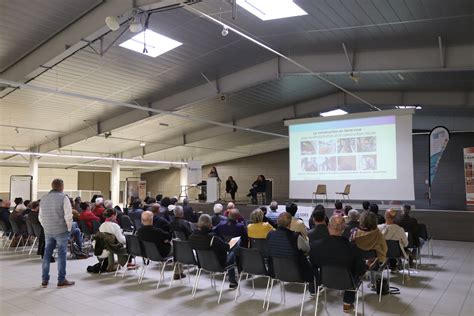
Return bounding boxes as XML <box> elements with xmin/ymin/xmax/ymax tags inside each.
<box><xmin>464</xmin><ymin>147</ymin><xmax>474</xmax><ymax>206</ymax></box>
<box><xmin>428</xmin><ymin>126</ymin><xmax>450</xmax><ymax>204</ymax></box>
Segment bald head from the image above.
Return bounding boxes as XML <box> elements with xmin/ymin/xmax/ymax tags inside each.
<box><xmin>328</xmin><ymin>215</ymin><xmax>346</xmax><ymax>236</ymax></box>
<box><xmin>141</xmin><ymin>211</ymin><xmax>154</xmax><ymax>225</ymax></box>
<box><xmin>228</xmin><ymin>208</ymin><xmax>240</xmax><ymax>221</ymax></box>
<box><xmin>384</xmin><ymin>209</ymin><xmax>397</xmax><ymax>224</ymax></box>
<box><xmin>277</xmin><ymin>212</ymin><xmax>292</xmax><ymax>228</ymax></box>
<box><xmin>149</xmin><ymin>203</ymin><xmax>160</xmax><ymax>215</ymax></box>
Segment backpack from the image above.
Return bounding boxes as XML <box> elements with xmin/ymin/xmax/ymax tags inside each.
<box><xmin>70</xmin><ymin>242</ymin><xmax>89</xmax><ymax>259</ymax></box>
<box><xmin>375</xmin><ymin>275</ymin><xmax>400</xmax><ymax>295</ymax></box>
<box><xmin>87</xmin><ymin>258</ymin><xmax>108</xmax><ymax>273</ymax></box>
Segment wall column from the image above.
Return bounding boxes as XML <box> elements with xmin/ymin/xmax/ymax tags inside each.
<box><xmin>111</xmin><ymin>161</ymin><xmax>120</xmax><ymax>206</ymax></box>
<box><xmin>29</xmin><ymin>156</ymin><xmax>39</xmax><ymax>201</ymax></box>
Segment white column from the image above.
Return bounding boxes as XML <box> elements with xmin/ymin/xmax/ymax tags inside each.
<box><xmin>29</xmin><ymin>156</ymin><xmax>39</xmax><ymax>201</ymax></box>
<box><xmin>179</xmin><ymin>166</ymin><xmax>189</xmax><ymax>202</ymax></box>
<box><xmin>111</xmin><ymin>161</ymin><xmax>120</xmax><ymax>206</ymax></box>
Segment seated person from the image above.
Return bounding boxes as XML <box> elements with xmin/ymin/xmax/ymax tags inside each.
<box><xmin>362</xmin><ymin>201</ymin><xmax>370</xmax><ymax>212</ymax></box>
<box><xmin>189</xmin><ymin>214</ymin><xmax>238</xmax><ymax>289</ymax></box>
<box><xmin>149</xmin><ymin>203</ymin><xmax>171</xmax><ymax>233</ymax></box>
<box><xmin>378</xmin><ymin>209</ymin><xmax>409</xmax><ymax>269</ymax></box>
<box><xmin>137</xmin><ymin>211</ymin><xmax>181</xmax><ymax>279</ymax></box>
<box><xmin>9</xmin><ymin>203</ymin><xmax>28</xmax><ymax>235</ymax></box>
<box><xmin>182</xmin><ymin>199</ymin><xmax>198</xmax><ymax>223</ymax></box>
<box><xmin>215</xmin><ymin>209</ymin><xmax>248</xmax><ymax>246</ymax></box>
<box><xmin>342</xmin><ymin>210</ymin><xmax>360</xmax><ymax>240</ymax></box>
<box><xmin>394</xmin><ymin>204</ymin><xmax>421</xmax><ymax>247</ymax></box>
<box><xmin>344</xmin><ymin>205</ymin><xmax>353</xmax><ymax>216</ymax></box>
<box><xmin>246</xmin><ymin>175</ymin><xmax>266</xmax><ymax>204</ymax></box>
<box><xmin>260</xmin><ymin>206</ymin><xmax>277</xmax><ymax>228</ymax></box>
<box><xmin>128</xmin><ymin>199</ymin><xmax>144</xmax><ymax>224</ymax></box>
<box><xmin>350</xmin><ymin>211</ymin><xmax>387</xmax><ymax>288</ymax></box>
<box><xmin>223</xmin><ymin>202</ymin><xmax>245</xmax><ymax>223</ymax></box>
<box><xmin>79</xmin><ymin>202</ymin><xmax>100</xmax><ymax>232</ymax></box>
<box><xmin>0</xmin><ymin>200</ymin><xmax>12</xmax><ymax>233</ymax></box>
<box><xmin>170</xmin><ymin>206</ymin><xmax>192</xmax><ymax>240</ymax></box>
<box><xmin>308</xmin><ymin>207</ymin><xmax>329</xmax><ymax>243</ymax></box>
<box><xmin>369</xmin><ymin>203</ymin><xmax>385</xmax><ymax>224</ymax></box>
<box><xmin>92</xmin><ymin>197</ymin><xmax>106</xmax><ymax>221</ymax></box>
<box><xmin>310</xmin><ymin>216</ymin><xmax>367</xmax><ymax>314</ymax></box>
<box><xmin>265</xmin><ymin>201</ymin><xmax>281</xmax><ymax>223</ymax></box>
<box><xmin>266</xmin><ymin>212</ymin><xmax>314</xmax><ymax>294</ymax></box>
<box><xmin>211</xmin><ymin>203</ymin><xmax>227</xmax><ymax>227</ymax></box>
<box><xmin>98</xmin><ymin>209</ymin><xmax>126</xmax><ymax>271</ymax></box>
<box><xmin>309</xmin><ymin>204</ymin><xmax>326</xmax><ymax>229</ymax></box>
<box><xmin>286</xmin><ymin>202</ymin><xmax>308</xmax><ymax>240</ymax></box>
<box><xmin>247</xmin><ymin>209</ymin><xmax>274</xmax><ymax>239</ymax></box>
<box><xmin>333</xmin><ymin>201</ymin><xmax>344</xmax><ymax>216</ymax></box>
<box><xmin>26</xmin><ymin>201</ymin><xmax>49</xmax><ymax>259</ymax></box>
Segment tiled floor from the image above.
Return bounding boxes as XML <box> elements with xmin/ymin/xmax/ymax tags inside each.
<box><xmin>0</xmin><ymin>239</ymin><xmax>473</xmax><ymax>316</ymax></box>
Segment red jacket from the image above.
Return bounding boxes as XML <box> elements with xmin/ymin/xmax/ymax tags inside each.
<box><xmin>79</xmin><ymin>211</ymin><xmax>100</xmax><ymax>232</ymax></box>
<box><xmin>93</xmin><ymin>206</ymin><xmax>105</xmax><ymax>221</ymax></box>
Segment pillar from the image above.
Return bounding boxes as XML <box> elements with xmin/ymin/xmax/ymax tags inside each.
<box><xmin>29</xmin><ymin>156</ymin><xmax>39</xmax><ymax>201</ymax></box>
<box><xmin>111</xmin><ymin>161</ymin><xmax>120</xmax><ymax>206</ymax></box>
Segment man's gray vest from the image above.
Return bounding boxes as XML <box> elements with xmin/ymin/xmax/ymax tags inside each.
<box><xmin>40</xmin><ymin>190</ymin><xmax>68</xmax><ymax>235</ymax></box>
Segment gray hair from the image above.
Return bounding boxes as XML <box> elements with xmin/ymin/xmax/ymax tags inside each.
<box><xmin>198</xmin><ymin>213</ymin><xmax>212</xmax><ymax>229</ymax></box>
<box><xmin>270</xmin><ymin>201</ymin><xmax>278</xmax><ymax>211</ymax></box>
<box><xmin>227</xmin><ymin>202</ymin><xmax>235</xmax><ymax>210</ymax></box>
<box><xmin>174</xmin><ymin>205</ymin><xmax>184</xmax><ymax>218</ymax></box>
<box><xmin>213</xmin><ymin>203</ymin><xmax>223</xmax><ymax>214</ymax></box>
<box><xmin>104</xmin><ymin>200</ymin><xmax>113</xmax><ymax>209</ymax></box>
<box><xmin>347</xmin><ymin>209</ymin><xmax>360</xmax><ymax>222</ymax></box>
<box><xmin>328</xmin><ymin>215</ymin><xmax>346</xmax><ymax>232</ymax></box>
<box><xmin>51</xmin><ymin>178</ymin><xmax>64</xmax><ymax>191</ymax></box>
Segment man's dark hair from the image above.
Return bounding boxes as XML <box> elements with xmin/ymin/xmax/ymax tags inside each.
<box><xmin>14</xmin><ymin>197</ymin><xmax>23</xmax><ymax>205</ymax></box>
<box><xmin>147</xmin><ymin>198</ymin><xmax>156</xmax><ymax>204</ymax></box>
<box><xmin>80</xmin><ymin>202</ymin><xmax>90</xmax><ymax>211</ymax></box>
<box><xmin>312</xmin><ymin>208</ymin><xmax>326</xmax><ymax>223</ymax></box>
<box><xmin>160</xmin><ymin>197</ymin><xmax>171</xmax><ymax>208</ymax></box>
<box><xmin>155</xmin><ymin>194</ymin><xmax>163</xmax><ymax>202</ymax></box>
<box><xmin>344</xmin><ymin>205</ymin><xmax>352</xmax><ymax>216</ymax></box>
<box><xmin>285</xmin><ymin>202</ymin><xmax>298</xmax><ymax>216</ymax></box>
<box><xmin>103</xmin><ymin>208</ymin><xmax>116</xmax><ymax>218</ymax></box>
<box><xmin>362</xmin><ymin>201</ymin><xmax>370</xmax><ymax>211</ymax></box>
<box><xmin>259</xmin><ymin>206</ymin><xmax>267</xmax><ymax>215</ymax></box>
<box><xmin>144</xmin><ymin>197</ymin><xmax>150</xmax><ymax>204</ymax></box>
<box><xmin>24</xmin><ymin>200</ymin><xmax>30</xmax><ymax>207</ymax></box>
<box><xmin>132</xmin><ymin>199</ymin><xmax>142</xmax><ymax>209</ymax></box>
<box><xmin>334</xmin><ymin>201</ymin><xmax>343</xmax><ymax>210</ymax></box>
<box><xmin>170</xmin><ymin>197</ymin><xmax>178</xmax><ymax>205</ymax></box>
<box><xmin>31</xmin><ymin>201</ymin><xmax>40</xmax><ymax>210</ymax></box>
<box><xmin>369</xmin><ymin>203</ymin><xmax>379</xmax><ymax>215</ymax></box>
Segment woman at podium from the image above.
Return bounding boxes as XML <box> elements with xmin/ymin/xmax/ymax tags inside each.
<box><xmin>208</xmin><ymin>166</ymin><xmax>220</xmax><ymax>181</ymax></box>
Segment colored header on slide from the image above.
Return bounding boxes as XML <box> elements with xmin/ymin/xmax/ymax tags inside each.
<box><xmin>290</xmin><ymin>115</ymin><xmax>395</xmax><ymax>133</ymax></box>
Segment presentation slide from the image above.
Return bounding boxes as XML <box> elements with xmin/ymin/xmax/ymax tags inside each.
<box><xmin>287</xmin><ymin>110</ymin><xmax>415</xmax><ymax>201</ymax></box>
<box><xmin>292</xmin><ymin>116</ymin><xmax>396</xmax><ymax>181</ymax></box>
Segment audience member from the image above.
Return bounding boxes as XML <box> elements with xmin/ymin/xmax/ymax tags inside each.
<box><xmin>309</xmin><ymin>204</ymin><xmax>327</xmax><ymax>229</ymax></box>
<box><xmin>73</xmin><ymin>197</ymin><xmax>81</xmax><ymax>212</ymax></box>
<box><xmin>215</xmin><ymin>209</ymin><xmax>248</xmax><ymax>246</ymax></box>
<box><xmin>79</xmin><ymin>202</ymin><xmax>100</xmax><ymax>232</ymax></box>
<box><xmin>394</xmin><ymin>204</ymin><xmax>420</xmax><ymax>246</ymax></box>
<box><xmin>362</xmin><ymin>201</ymin><xmax>370</xmax><ymax>212</ymax></box>
<box><xmin>182</xmin><ymin>198</ymin><xmax>198</xmax><ymax>223</ymax></box>
<box><xmin>266</xmin><ymin>212</ymin><xmax>314</xmax><ymax>294</ymax></box>
<box><xmin>225</xmin><ymin>176</ymin><xmax>238</xmax><ymax>202</ymax></box>
<box><xmin>333</xmin><ymin>201</ymin><xmax>344</xmax><ymax>216</ymax></box>
<box><xmin>369</xmin><ymin>203</ymin><xmax>385</xmax><ymax>224</ymax></box>
<box><xmin>13</xmin><ymin>197</ymin><xmax>23</xmax><ymax>210</ymax></box>
<box><xmin>247</xmin><ymin>209</ymin><xmax>274</xmax><ymax>239</ymax></box>
<box><xmin>344</xmin><ymin>205</ymin><xmax>353</xmax><ymax>216</ymax></box>
<box><xmin>260</xmin><ymin>206</ymin><xmax>276</xmax><ymax>228</ymax></box>
<box><xmin>265</xmin><ymin>201</ymin><xmax>280</xmax><ymax>223</ymax></box>
<box><xmin>149</xmin><ymin>203</ymin><xmax>171</xmax><ymax>233</ymax></box>
<box><xmin>308</xmin><ymin>207</ymin><xmax>329</xmax><ymax>243</ymax></box>
<box><xmin>189</xmin><ymin>214</ymin><xmax>238</xmax><ymax>289</ymax></box>
<box><xmin>0</xmin><ymin>200</ymin><xmax>11</xmax><ymax>232</ymax></box>
<box><xmin>23</xmin><ymin>200</ymin><xmax>32</xmax><ymax>215</ymax></box>
<box><xmin>350</xmin><ymin>211</ymin><xmax>387</xmax><ymax>264</ymax></box>
<box><xmin>9</xmin><ymin>203</ymin><xmax>27</xmax><ymax>234</ymax></box>
<box><xmin>286</xmin><ymin>202</ymin><xmax>308</xmax><ymax>239</ymax></box>
<box><xmin>379</xmin><ymin>209</ymin><xmax>409</xmax><ymax>269</ymax></box>
<box><xmin>128</xmin><ymin>199</ymin><xmax>144</xmax><ymax>224</ymax></box>
<box><xmin>310</xmin><ymin>216</ymin><xmax>367</xmax><ymax>313</ymax></box>
<box><xmin>92</xmin><ymin>197</ymin><xmax>106</xmax><ymax>221</ymax></box>
<box><xmin>170</xmin><ymin>206</ymin><xmax>193</xmax><ymax>240</ymax></box>
<box><xmin>342</xmin><ymin>210</ymin><xmax>360</xmax><ymax>239</ymax></box>
<box><xmin>211</xmin><ymin>203</ymin><xmax>227</xmax><ymax>227</ymax></box>
<box><xmin>98</xmin><ymin>208</ymin><xmax>126</xmax><ymax>272</ymax></box>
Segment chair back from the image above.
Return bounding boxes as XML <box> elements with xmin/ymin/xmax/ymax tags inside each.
<box><xmin>386</xmin><ymin>240</ymin><xmax>403</xmax><ymax>258</ymax></box>
<box><xmin>250</xmin><ymin>238</ymin><xmax>268</xmax><ymax>255</ymax></box>
<box><xmin>26</xmin><ymin>220</ymin><xmax>35</xmax><ymax>236</ymax></box>
<box><xmin>418</xmin><ymin>223</ymin><xmax>429</xmax><ymax>240</ymax></box>
<box><xmin>126</xmin><ymin>234</ymin><xmax>144</xmax><ymax>258</ymax></box>
<box><xmin>173</xmin><ymin>230</ymin><xmax>188</xmax><ymax>240</ymax></box>
<box><xmin>320</xmin><ymin>265</ymin><xmax>355</xmax><ymax>290</ymax></box>
<box><xmin>190</xmin><ymin>222</ymin><xmax>197</xmax><ymax>231</ymax></box>
<box><xmin>271</xmin><ymin>256</ymin><xmax>304</xmax><ymax>283</ymax></box>
<box><xmin>173</xmin><ymin>240</ymin><xmax>197</xmax><ymax>265</ymax></box>
<box><xmin>120</xmin><ymin>215</ymin><xmax>133</xmax><ymax>232</ymax></box>
<box><xmin>360</xmin><ymin>249</ymin><xmax>377</xmax><ymax>260</ymax></box>
<box><xmin>195</xmin><ymin>249</ymin><xmax>225</xmax><ymax>272</ymax></box>
<box><xmin>239</xmin><ymin>247</ymin><xmax>268</xmax><ymax>276</ymax></box>
<box><xmin>10</xmin><ymin>220</ymin><xmax>20</xmax><ymax>234</ymax></box>
<box><xmin>31</xmin><ymin>223</ymin><xmax>43</xmax><ymax>239</ymax></box>
<box><xmin>132</xmin><ymin>218</ymin><xmax>143</xmax><ymax>231</ymax></box>
<box><xmin>407</xmin><ymin>231</ymin><xmax>419</xmax><ymax>248</ymax></box>
<box><xmin>79</xmin><ymin>220</ymin><xmax>92</xmax><ymax>235</ymax></box>
<box><xmin>315</xmin><ymin>185</ymin><xmax>327</xmax><ymax>194</ymax></box>
<box><xmin>91</xmin><ymin>220</ymin><xmax>101</xmax><ymax>234</ymax></box>
<box><xmin>142</xmin><ymin>240</ymin><xmax>168</xmax><ymax>262</ymax></box>
<box><xmin>0</xmin><ymin>220</ymin><xmax>7</xmax><ymax>232</ymax></box>
<box><xmin>344</xmin><ymin>184</ymin><xmax>351</xmax><ymax>195</ymax></box>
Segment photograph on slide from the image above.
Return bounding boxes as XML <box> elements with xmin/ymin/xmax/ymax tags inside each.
<box><xmin>337</xmin><ymin>156</ymin><xmax>357</xmax><ymax>171</ymax></box>
<box><xmin>301</xmin><ymin>157</ymin><xmax>318</xmax><ymax>172</ymax></box>
<box><xmin>357</xmin><ymin>136</ymin><xmax>377</xmax><ymax>152</ymax></box>
<box><xmin>358</xmin><ymin>154</ymin><xmax>377</xmax><ymax>170</ymax></box>
<box><xmin>318</xmin><ymin>139</ymin><xmax>336</xmax><ymax>155</ymax></box>
<box><xmin>337</xmin><ymin>138</ymin><xmax>356</xmax><ymax>153</ymax></box>
<box><xmin>300</xmin><ymin>140</ymin><xmax>317</xmax><ymax>155</ymax></box>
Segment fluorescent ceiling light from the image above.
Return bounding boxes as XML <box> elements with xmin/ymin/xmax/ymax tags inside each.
<box><xmin>320</xmin><ymin>109</ymin><xmax>348</xmax><ymax>117</ymax></box>
<box><xmin>396</xmin><ymin>105</ymin><xmax>422</xmax><ymax>110</ymax></box>
<box><xmin>0</xmin><ymin>150</ymin><xmax>187</xmax><ymax>166</ymax></box>
<box><xmin>237</xmin><ymin>0</ymin><xmax>307</xmax><ymax>21</ymax></box>
<box><xmin>119</xmin><ymin>29</ymin><xmax>182</xmax><ymax>57</ymax></box>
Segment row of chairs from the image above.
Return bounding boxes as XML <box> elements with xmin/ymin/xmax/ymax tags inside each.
<box><xmin>312</xmin><ymin>184</ymin><xmax>351</xmax><ymax>204</ymax></box>
<box><xmin>0</xmin><ymin>220</ymin><xmax>42</xmax><ymax>255</ymax></box>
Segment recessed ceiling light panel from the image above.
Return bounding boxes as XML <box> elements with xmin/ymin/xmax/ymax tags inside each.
<box><xmin>119</xmin><ymin>29</ymin><xmax>182</xmax><ymax>57</ymax></box>
<box><xmin>237</xmin><ymin>0</ymin><xmax>307</xmax><ymax>21</ymax></box>
<box><xmin>320</xmin><ymin>109</ymin><xmax>348</xmax><ymax>117</ymax></box>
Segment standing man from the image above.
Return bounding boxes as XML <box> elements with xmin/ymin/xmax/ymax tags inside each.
<box><xmin>39</xmin><ymin>179</ymin><xmax>75</xmax><ymax>288</ymax></box>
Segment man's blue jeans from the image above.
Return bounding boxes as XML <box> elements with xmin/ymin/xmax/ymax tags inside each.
<box><xmin>42</xmin><ymin>231</ymin><xmax>69</xmax><ymax>282</ymax></box>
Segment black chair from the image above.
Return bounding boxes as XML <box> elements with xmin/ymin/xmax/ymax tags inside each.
<box><xmin>418</xmin><ymin>223</ymin><xmax>434</xmax><ymax>257</ymax></box>
<box><xmin>91</xmin><ymin>220</ymin><xmax>100</xmax><ymax>234</ymax></box>
<box><xmin>360</xmin><ymin>249</ymin><xmax>386</xmax><ymax>302</ymax></box>
<box><xmin>193</xmin><ymin>249</ymin><xmax>235</xmax><ymax>304</ymax></box>
<box><xmin>30</xmin><ymin>223</ymin><xmax>43</xmax><ymax>255</ymax></box>
<box><xmin>0</xmin><ymin>220</ymin><xmax>11</xmax><ymax>249</ymax></box>
<box><xmin>141</xmin><ymin>240</ymin><xmax>174</xmax><ymax>288</ymax></box>
<box><xmin>266</xmin><ymin>256</ymin><xmax>311</xmax><ymax>316</ymax></box>
<box><xmin>315</xmin><ymin>265</ymin><xmax>364</xmax><ymax>316</ymax></box>
<box><xmin>132</xmin><ymin>218</ymin><xmax>143</xmax><ymax>232</ymax></box>
<box><xmin>407</xmin><ymin>231</ymin><xmax>421</xmax><ymax>269</ymax></box>
<box><xmin>169</xmin><ymin>240</ymin><xmax>199</xmax><ymax>288</ymax></box>
<box><xmin>117</xmin><ymin>234</ymin><xmax>146</xmax><ymax>280</ymax></box>
<box><xmin>8</xmin><ymin>220</ymin><xmax>23</xmax><ymax>251</ymax></box>
<box><xmin>234</xmin><ymin>248</ymin><xmax>271</xmax><ymax>308</ymax></box>
<box><xmin>249</xmin><ymin>238</ymin><xmax>268</xmax><ymax>256</ymax></box>
<box><xmin>120</xmin><ymin>215</ymin><xmax>134</xmax><ymax>232</ymax></box>
<box><xmin>24</xmin><ymin>219</ymin><xmax>36</xmax><ymax>252</ymax></box>
<box><xmin>173</xmin><ymin>230</ymin><xmax>188</xmax><ymax>241</ymax></box>
<box><xmin>386</xmin><ymin>240</ymin><xmax>410</xmax><ymax>285</ymax></box>
<box><xmin>79</xmin><ymin>220</ymin><xmax>92</xmax><ymax>238</ymax></box>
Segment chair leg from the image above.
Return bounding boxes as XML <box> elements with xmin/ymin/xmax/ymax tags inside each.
<box><xmin>315</xmin><ymin>285</ymin><xmax>321</xmax><ymax>316</ymax></box>
<box><xmin>139</xmin><ymin>261</ymin><xmax>148</xmax><ymax>284</ymax></box>
<box><xmin>121</xmin><ymin>255</ymin><xmax>131</xmax><ymax>278</ymax></box>
<box><xmin>234</xmin><ymin>271</ymin><xmax>245</xmax><ymax>302</ymax></box>
<box><xmin>15</xmin><ymin>235</ymin><xmax>23</xmax><ymax>252</ymax></box>
<box><xmin>192</xmin><ymin>268</ymin><xmax>202</xmax><ymax>297</ymax></box>
<box><xmin>378</xmin><ymin>271</ymin><xmax>384</xmax><ymax>302</ymax></box>
<box><xmin>280</xmin><ymin>281</ymin><xmax>286</xmax><ymax>304</ymax></box>
<box><xmin>266</xmin><ymin>279</ymin><xmax>274</xmax><ymax>311</ymax></box>
<box><xmin>263</xmin><ymin>276</ymin><xmax>271</xmax><ymax>309</ymax></box>
<box><xmin>29</xmin><ymin>237</ymin><xmax>37</xmax><ymax>255</ymax></box>
<box><xmin>299</xmin><ymin>283</ymin><xmax>307</xmax><ymax>316</ymax></box>
<box><xmin>22</xmin><ymin>235</ymin><xmax>31</xmax><ymax>252</ymax></box>
<box><xmin>251</xmin><ymin>275</ymin><xmax>255</xmax><ymax>296</ymax></box>
<box><xmin>157</xmin><ymin>260</ymin><xmax>168</xmax><ymax>289</ymax></box>
<box><xmin>217</xmin><ymin>271</ymin><xmax>227</xmax><ymax>304</ymax></box>
<box><xmin>169</xmin><ymin>262</ymin><xmax>178</xmax><ymax>289</ymax></box>
<box><xmin>361</xmin><ymin>283</ymin><xmax>365</xmax><ymax>316</ymax></box>
<box><xmin>355</xmin><ymin>289</ymin><xmax>359</xmax><ymax>316</ymax></box>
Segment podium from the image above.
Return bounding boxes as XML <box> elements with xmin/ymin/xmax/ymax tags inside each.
<box><xmin>206</xmin><ymin>177</ymin><xmax>219</xmax><ymax>203</ymax></box>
